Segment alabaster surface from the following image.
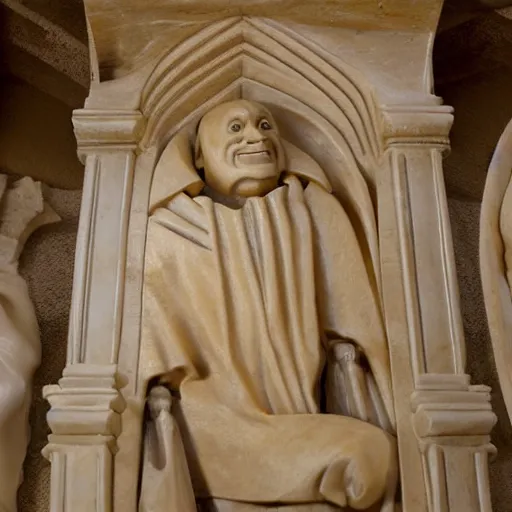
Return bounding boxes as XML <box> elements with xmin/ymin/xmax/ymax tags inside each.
<box><xmin>0</xmin><ymin>175</ymin><xmax>59</xmax><ymax>512</ymax></box>
<box><xmin>481</xmin><ymin>118</ymin><xmax>512</xmax><ymax>423</ymax></box>
<box><xmin>139</xmin><ymin>100</ymin><xmax>396</xmax><ymax>512</ymax></box>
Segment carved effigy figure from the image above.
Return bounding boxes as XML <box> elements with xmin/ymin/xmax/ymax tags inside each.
<box><xmin>481</xmin><ymin>118</ymin><xmax>512</xmax><ymax>424</ymax></box>
<box><xmin>0</xmin><ymin>175</ymin><xmax>59</xmax><ymax>512</ymax></box>
<box><xmin>139</xmin><ymin>100</ymin><xmax>396</xmax><ymax>511</ymax></box>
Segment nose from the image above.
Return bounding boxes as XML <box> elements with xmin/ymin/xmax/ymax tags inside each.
<box><xmin>244</xmin><ymin>123</ymin><xmax>265</xmax><ymax>144</ymax></box>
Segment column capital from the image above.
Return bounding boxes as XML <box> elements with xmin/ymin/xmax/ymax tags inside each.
<box><xmin>72</xmin><ymin>109</ymin><xmax>146</xmax><ymax>160</ymax></box>
<box><xmin>381</xmin><ymin>104</ymin><xmax>454</xmax><ymax>149</ymax></box>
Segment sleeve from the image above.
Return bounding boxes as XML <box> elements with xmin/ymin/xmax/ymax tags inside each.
<box><xmin>305</xmin><ymin>183</ymin><xmax>395</xmax><ymax>428</ymax></box>
<box><xmin>139</xmin><ymin>216</ymin><xmax>207</xmax><ymax>394</ymax></box>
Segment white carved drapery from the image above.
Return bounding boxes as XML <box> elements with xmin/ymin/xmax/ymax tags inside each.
<box><xmin>481</xmin><ymin>119</ymin><xmax>512</xmax><ymax>425</ymax></box>
<box><xmin>0</xmin><ymin>175</ymin><xmax>59</xmax><ymax>512</ymax></box>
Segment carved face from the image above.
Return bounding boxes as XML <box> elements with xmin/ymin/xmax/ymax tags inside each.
<box><xmin>195</xmin><ymin>100</ymin><xmax>286</xmax><ymax>197</ymax></box>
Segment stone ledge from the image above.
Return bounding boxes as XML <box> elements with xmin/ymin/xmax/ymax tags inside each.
<box><xmin>72</xmin><ymin>110</ymin><xmax>146</xmax><ymax>153</ymax></box>
<box><xmin>382</xmin><ymin>105</ymin><xmax>454</xmax><ymax>148</ymax></box>
<box><xmin>44</xmin><ymin>364</ymin><xmax>126</xmax><ymax>438</ymax></box>
<box><xmin>412</xmin><ymin>384</ymin><xmax>496</xmax><ymax>438</ymax></box>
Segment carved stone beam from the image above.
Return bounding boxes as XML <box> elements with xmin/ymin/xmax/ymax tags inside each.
<box><xmin>380</xmin><ymin>105</ymin><xmax>497</xmax><ymax>512</ymax></box>
<box><xmin>0</xmin><ymin>0</ymin><xmax>89</xmax><ymax>106</ymax></box>
<box><xmin>81</xmin><ymin>0</ymin><xmax>445</xmax><ymax>81</ymax></box>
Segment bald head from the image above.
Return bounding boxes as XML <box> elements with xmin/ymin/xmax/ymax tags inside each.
<box><xmin>195</xmin><ymin>100</ymin><xmax>286</xmax><ymax>198</ymax></box>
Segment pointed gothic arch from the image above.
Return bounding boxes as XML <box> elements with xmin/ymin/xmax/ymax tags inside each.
<box><xmin>138</xmin><ymin>17</ymin><xmax>385</xmax><ymax>286</ymax></box>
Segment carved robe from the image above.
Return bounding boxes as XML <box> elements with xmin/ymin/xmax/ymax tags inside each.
<box><xmin>0</xmin><ymin>176</ymin><xmax>59</xmax><ymax>512</ymax></box>
<box><xmin>140</xmin><ymin>147</ymin><xmax>394</xmax><ymax>509</ymax></box>
<box><xmin>0</xmin><ymin>267</ymin><xmax>39</xmax><ymax>512</ymax></box>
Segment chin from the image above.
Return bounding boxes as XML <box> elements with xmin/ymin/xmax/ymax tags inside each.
<box><xmin>233</xmin><ymin>177</ymin><xmax>279</xmax><ymax>197</ymax></box>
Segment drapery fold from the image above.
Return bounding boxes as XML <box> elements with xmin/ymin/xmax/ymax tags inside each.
<box><xmin>140</xmin><ymin>177</ymin><xmax>394</xmax><ymax>509</ymax></box>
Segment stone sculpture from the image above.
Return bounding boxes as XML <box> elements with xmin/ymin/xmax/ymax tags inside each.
<box><xmin>0</xmin><ymin>175</ymin><xmax>59</xmax><ymax>512</ymax></box>
<box><xmin>481</xmin><ymin>118</ymin><xmax>512</xmax><ymax>423</ymax></box>
<box><xmin>139</xmin><ymin>100</ymin><xmax>396</xmax><ymax>511</ymax></box>
<box><xmin>41</xmin><ymin>6</ymin><xmax>498</xmax><ymax>510</ymax></box>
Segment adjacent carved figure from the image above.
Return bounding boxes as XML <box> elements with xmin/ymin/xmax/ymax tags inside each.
<box><xmin>0</xmin><ymin>175</ymin><xmax>59</xmax><ymax>512</ymax></box>
<box><xmin>140</xmin><ymin>100</ymin><xmax>396</xmax><ymax>511</ymax></box>
<box><xmin>481</xmin><ymin>118</ymin><xmax>512</xmax><ymax>424</ymax></box>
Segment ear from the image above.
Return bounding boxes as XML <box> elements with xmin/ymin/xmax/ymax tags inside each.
<box><xmin>194</xmin><ymin>135</ymin><xmax>204</xmax><ymax>169</ymax></box>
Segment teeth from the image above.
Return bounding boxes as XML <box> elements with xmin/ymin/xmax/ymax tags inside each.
<box><xmin>238</xmin><ymin>150</ymin><xmax>269</xmax><ymax>156</ymax></box>
<box><xmin>235</xmin><ymin>149</ymin><xmax>273</xmax><ymax>165</ymax></box>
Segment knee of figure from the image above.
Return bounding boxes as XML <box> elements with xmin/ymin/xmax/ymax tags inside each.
<box><xmin>346</xmin><ymin>429</ymin><xmax>395</xmax><ymax>510</ymax></box>
<box><xmin>320</xmin><ymin>428</ymin><xmax>395</xmax><ymax>510</ymax></box>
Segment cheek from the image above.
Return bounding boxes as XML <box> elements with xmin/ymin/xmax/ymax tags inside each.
<box><xmin>225</xmin><ymin>137</ymin><xmax>243</xmax><ymax>158</ymax></box>
<box><xmin>270</xmin><ymin>137</ymin><xmax>284</xmax><ymax>160</ymax></box>
<box><xmin>205</xmin><ymin>138</ymin><xmax>230</xmax><ymax>163</ymax></box>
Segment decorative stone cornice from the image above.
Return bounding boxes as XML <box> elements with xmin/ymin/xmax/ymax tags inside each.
<box><xmin>381</xmin><ymin>105</ymin><xmax>454</xmax><ymax>148</ymax></box>
<box><xmin>83</xmin><ymin>0</ymin><xmax>444</xmax><ymax>81</ymax></box>
<box><xmin>72</xmin><ymin>109</ymin><xmax>146</xmax><ymax>159</ymax></box>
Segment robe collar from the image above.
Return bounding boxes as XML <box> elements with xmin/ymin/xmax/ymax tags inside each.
<box><xmin>149</xmin><ymin>129</ymin><xmax>331</xmax><ymax>214</ymax></box>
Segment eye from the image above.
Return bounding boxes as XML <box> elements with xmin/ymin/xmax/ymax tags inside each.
<box><xmin>260</xmin><ymin>119</ymin><xmax>272</xmax><ymax>130</ymax></box>
<box><xmin>229</xmin><ymin>122</ymin><xmax>243</xmax><ymax>133</ymax></box>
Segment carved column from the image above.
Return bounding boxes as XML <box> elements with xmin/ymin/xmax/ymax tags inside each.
<box><xmin>42</xmin><ymin>365</ymin><xmax>123</xmax><ymax>512</ymax></box>
<box><xmin>42</xmin><ymin>110</ymin><xmax>145</xmax><ymax>511</ymax></box>
<box><xmin>379</xmin><ymin>105</ymin><xmax>496</xmax><ymax>512</ymax></box>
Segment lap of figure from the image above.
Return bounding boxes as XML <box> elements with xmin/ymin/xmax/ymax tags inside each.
<box><xmin>199</xmin><ymin>499</ymin><xmax>382</xmax><ymax>511</ymax></box>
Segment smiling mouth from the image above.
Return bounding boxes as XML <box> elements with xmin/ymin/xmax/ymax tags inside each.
<box><xmin>235</xmin><ymin>150</ymin><xmax>273</xmax><ymax>165</ymax></box>
<box><xmin>238</xmin><ymin>150</ymin><xmax>270</xmax><ymax>156</ymax></box>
